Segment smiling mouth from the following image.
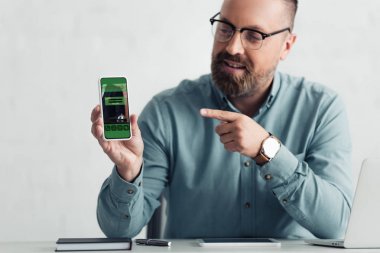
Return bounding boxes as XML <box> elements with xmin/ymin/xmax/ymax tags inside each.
<box><xmin>224</xmin><ymin>59</ymin><xmax>246</xmax><ymax>70</ymax></box>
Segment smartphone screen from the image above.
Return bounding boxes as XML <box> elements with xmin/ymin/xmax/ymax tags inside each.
<box><xmin>99</xmin><ymin>77</ymin><xmax>131</xmax><ymax>140</ymax></box>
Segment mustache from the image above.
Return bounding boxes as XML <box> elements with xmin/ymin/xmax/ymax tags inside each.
<box><xmin>213</xmin><ymin>51</ymin><xmax>252</xmax><ymax>72</ymax></box>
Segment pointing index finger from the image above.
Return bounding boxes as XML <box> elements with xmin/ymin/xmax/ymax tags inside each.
<box><xmin>200</xmin><ymin>108</ymin><xmax>240</xmax><ymax>122</ymax></box>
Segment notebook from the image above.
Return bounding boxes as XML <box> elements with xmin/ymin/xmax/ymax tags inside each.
<box><xmin>305</xmin><ymin>158</ymin><xmax>380</xmax><ymax>248</ymax></box>
<box><xmin>55</xmin><ymin>238</ymin><xmax>132</xmax><ymax>251</ymax></box>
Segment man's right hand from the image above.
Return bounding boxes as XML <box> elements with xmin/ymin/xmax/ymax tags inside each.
<box><xmin>91</xmin><ymin>105</ymin><xmax>144</xmax><ymax>182</ymax></box>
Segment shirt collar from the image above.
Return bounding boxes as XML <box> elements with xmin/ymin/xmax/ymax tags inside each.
<box><xmin>266</xmin><ymin>71</ymin><xmax>281</xmax><ymax>108</ymax></box>
<box><xmin>209</xmin><ymin>75</ymin><xmax>231</xmax><ymax>111</ymax></box>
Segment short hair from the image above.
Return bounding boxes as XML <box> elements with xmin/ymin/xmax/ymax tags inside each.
<box><xmin>282</xmin><ymin>0</ymin><xmax>298</xmax><ymax>30</ymax></box>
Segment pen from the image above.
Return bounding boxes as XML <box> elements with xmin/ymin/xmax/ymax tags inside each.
<box><xmin>135</xmin><ymin>239</ymin><xmax>172</xmax><ymax>247</ymax></box>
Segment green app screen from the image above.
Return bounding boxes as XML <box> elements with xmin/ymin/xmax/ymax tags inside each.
<box><xmin>100</xmin><ymin>77</ymin><xmax>131</xmax><ymax>139</ymax></box>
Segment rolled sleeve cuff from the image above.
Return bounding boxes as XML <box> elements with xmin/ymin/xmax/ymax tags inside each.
<box><xmin>258</xmin><ymin>145</ymin><xmax>299</xmax><ymax>187</ymax></box>
<box><xmin>109</xmin><ymin>165</ymin><xmax>143</xmax><ymax>202</ymax></box>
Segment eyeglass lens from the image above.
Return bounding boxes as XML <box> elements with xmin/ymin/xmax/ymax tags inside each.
<box><xmin>212</xmin><ymin>21</ymin><xmax>263</xmax><ymax>50</ymax></box>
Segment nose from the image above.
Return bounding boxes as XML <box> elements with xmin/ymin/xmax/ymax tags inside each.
<box><xmin>225</xmin><ymin>32</ymin><xmax>245</xmax><ymax>55</ymax></box>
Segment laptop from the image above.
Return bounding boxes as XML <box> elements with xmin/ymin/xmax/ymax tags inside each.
<box><xmin>305</xmin><ymin>158</ymin><xmax>380</xmax><ymax>248</ymax></box>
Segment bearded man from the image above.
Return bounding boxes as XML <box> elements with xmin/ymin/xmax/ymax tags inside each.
<box><xmin>91</xmin><ymin>0</ymin><xmax>353</xmax><ymax>239</ymax></box>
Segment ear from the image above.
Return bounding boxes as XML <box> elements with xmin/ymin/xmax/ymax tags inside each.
<box><xmin>280</xmin><ymin>33</ymin><xmax>297</xmax><ymax>61</ymax></box>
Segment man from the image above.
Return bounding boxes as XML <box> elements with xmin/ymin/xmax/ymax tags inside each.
<box><xmin>91</xmin><ymin>0</ymin><xmax>353</xmax><ymax>239</ymax></box>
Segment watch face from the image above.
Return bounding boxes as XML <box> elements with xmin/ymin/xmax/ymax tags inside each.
<box><xmin>263</xmin><ymin>137</ymin><xmax>281</xmax><ymax>158</ymax></box>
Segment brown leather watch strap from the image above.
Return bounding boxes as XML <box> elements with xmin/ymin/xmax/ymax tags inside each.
<box><xmin>254</xmin><ymin>151</ymin><xmax>270</xmax><ymax>165</ymax></box>
<box><xmin>253</xmin><ymin>133</ymin><xmax>276</xmax><ymax>166</ymax></box>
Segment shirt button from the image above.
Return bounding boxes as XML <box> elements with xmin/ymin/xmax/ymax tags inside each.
<box><xmin>138</xmin><ymin>182</ymin><xmax>142</xmax><ymax>187</ymax></box>
<box><xmin>264</xmin><ymin>174</ymin><xmax>272</xmax><ymax>181</ymax></box>
<box><xmin>127</xmin><ymin>189</ymin><xmax>134</xmax><ymax>194</ymax></box>
<box><xmin>244</xmin><ymin>202</ymin><xmax>251</xmax><ymax>208</ymax></box>
<box><xmin>244</xmin><ymin>161</ymin><xmax>251</xmax><ymax>167</ymax></box>
<box><xmin>124</xmin><ymin>214</ymin><xmax>129</xmax><ymax>219</ymax></box>
<box><xmin>282</xmin><ymin>199</ymin><xmax>288</xmax><ymax>204</ymax></box>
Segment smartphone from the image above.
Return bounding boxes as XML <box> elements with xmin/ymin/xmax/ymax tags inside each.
<box><xmin>99</xmin><ymin>77</ymin><xmax>132</xmax><ymax>140</ymax></box>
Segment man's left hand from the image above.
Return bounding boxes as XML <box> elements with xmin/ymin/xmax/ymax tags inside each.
<box><xmin>200</xmin><ymin>108</ymin><xmax>270</xmax><ymax>158</ymax></box>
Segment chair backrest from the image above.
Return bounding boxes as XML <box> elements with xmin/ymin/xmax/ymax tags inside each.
<box><xmin>147</xmin><ymin>197</ymin><xmax>167</xmax><ymax>239</ymax></box>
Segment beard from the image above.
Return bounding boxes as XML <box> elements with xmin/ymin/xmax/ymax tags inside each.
<box><xmin>211</xmin><ymin>51</ymin><xmax>276</xmax><ymax>98</ymax></box>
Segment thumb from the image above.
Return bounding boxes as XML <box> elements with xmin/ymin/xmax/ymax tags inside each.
<box><xmin>130</xmin><ymin>114</ymin><xmax>141</xmax><ymax>138</ymax></box>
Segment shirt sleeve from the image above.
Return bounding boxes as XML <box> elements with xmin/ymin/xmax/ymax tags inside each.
<box><xmin>96</xmin><ymin>98</ymin><xmax>169</xmax><ymax>238</ymax></box>
<box><xmin>258</xmin><ymin>94</ymin><xmax>353</xmax><ymax>239</ymax></box>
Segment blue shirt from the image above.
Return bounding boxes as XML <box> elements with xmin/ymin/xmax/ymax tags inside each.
<box><xmin>97</xmin><ymin>72</ymin><xmax>353</xmax><ymax>239</ymax></box>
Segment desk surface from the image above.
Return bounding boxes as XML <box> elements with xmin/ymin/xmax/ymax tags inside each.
<box><xmin>1</xmin><ymin>240</ymin><xmax>380</xmax><ymax>253</ymax></box>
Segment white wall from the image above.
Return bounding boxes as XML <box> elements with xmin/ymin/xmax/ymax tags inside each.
<box><xmin>1</xmin><ymin>0</ymin><xmax>379</xmax><ymax>242</ymax></box>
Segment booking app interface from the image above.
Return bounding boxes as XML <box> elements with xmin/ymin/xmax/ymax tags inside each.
<box><xmin>100</xmin><ymin>77</ymin><xmax>131</xmax><ymax>139</ymax></box>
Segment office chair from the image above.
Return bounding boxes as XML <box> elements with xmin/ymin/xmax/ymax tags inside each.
<box><xmin>147</xmin><ymin>197</ymin><xmax>167</xmax><ymax>239</ymax></box>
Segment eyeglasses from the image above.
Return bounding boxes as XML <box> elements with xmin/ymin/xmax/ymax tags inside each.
<box><xmin>210</xmin><ymin>12</ymin><xmax>291</xmax><ymax>50</ymax></box>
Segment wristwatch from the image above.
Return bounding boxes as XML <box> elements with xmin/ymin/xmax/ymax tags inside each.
<box><xmin>254</xmin><ymin>133</ymin><xmax>281</xmax><ymax>165</ymax></box>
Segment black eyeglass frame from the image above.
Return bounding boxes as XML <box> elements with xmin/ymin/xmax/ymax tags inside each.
<box><xmin>209</xmin><ymin>12</ymin><xmax>291</xmax><ymax>45</ymax></box>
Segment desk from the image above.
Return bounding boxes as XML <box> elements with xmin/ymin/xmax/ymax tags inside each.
<box><xmin>1</xmin><ymin>240</ymin><xmax>380</xmax><ymax>253</ymax></box>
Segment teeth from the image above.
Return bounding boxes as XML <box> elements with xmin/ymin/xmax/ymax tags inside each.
<box><xmin>225</xmin><ymin>60</ymin><xmax>245</xmax><ymax>68</ymax></box>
